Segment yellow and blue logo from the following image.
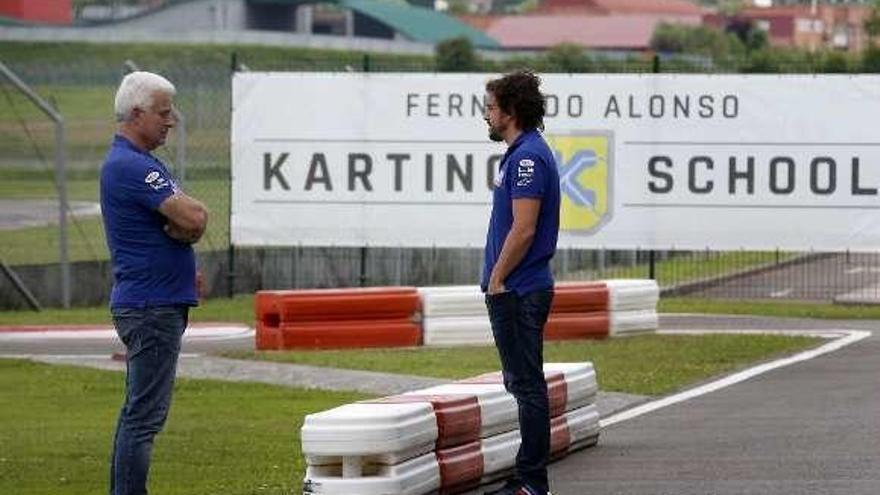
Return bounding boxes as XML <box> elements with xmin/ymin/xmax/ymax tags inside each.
<box><xmin>546</xmin><ymin>132</ymin><xmax>613</xmax><ymax>234</ymax></box>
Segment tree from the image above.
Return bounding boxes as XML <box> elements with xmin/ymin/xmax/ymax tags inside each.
<box><xmin>865</xmin><ymin>0</ymin><xmax>880</xmax><ymax>46</ymax></box>
<box><xmin>651</xmin><ymin>23</ymin><xmax>745</xmax><ymax>60</ymax></box>
<box><xmin>543</xmin><ymin>43</ymin><xmax>593</xmax><ymax>73</ymax></box>
<box><xmin>435</xmin><ymin>37</ymin><xmax>480</xmax><ymax>72</ymax></box>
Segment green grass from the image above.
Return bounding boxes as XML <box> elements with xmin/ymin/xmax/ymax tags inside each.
<box><xmin>5</xmin><ymin>293</ymin><xmax>880</xmax><ymax>327</ymax></box>
<box><xmin>660</xmin><ymin>297</ymin><xmax>880</xmax><ymax>319</ymax></box>
<box><xmin>0</xmin><ymin>359</ymin><xmax>369</xmax><ymax>495</ymax></box>
<box><xmin>225</xmin><ymin>333</ymin><xmax>820</xmax><ymax>396</ymax></box>
<box><xmin>0</xmin><ymin>174</ymin><xmax>230</xmax><ymax>264</ymax></box>
<box><xmin>0</xmin><ymin>41</ymin><xmax>434</xmax><ymax>72</ymax></box>
<box><xmin>0</xmin><ymin>294</ymin><xmax>254</xmax><ymax>326</ymax></box>
<box><xmin>561</xmin><ymin>251</ymin><xmax>798</xmax><ymax>289</ymax></box>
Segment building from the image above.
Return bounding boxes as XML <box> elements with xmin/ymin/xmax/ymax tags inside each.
<box><xmin>0</xmin><ymin>0</ymin><xmax>72</xmax><ymax>25</ymax></box>
<box><xmin>713</xmin><ymin>3</ymin><xmax>873</xmax><ymax>51</ymax></box>
<box><xmin>458</xmin><ymin>0</ymin><xmax>706</xmax><ymax>51</ymax></box>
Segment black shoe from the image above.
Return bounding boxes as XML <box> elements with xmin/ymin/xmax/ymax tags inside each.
<box><xmin>483</xmin><ymin>479</ymin><xmax>549</xmax><ymax>495</ymax></box>
<box><xmin>482</xmin><ymin>479</ymin><xmax>520</xmax><ymax>495</ymax></box>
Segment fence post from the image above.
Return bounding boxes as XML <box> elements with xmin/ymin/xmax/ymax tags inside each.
<box><xmin>0</xmin><ymin>61</ymin><xmax>70</xmax><ymax>308</ymax></box>
<box><xmin>227</xmin><ymin>52</ymin><xmax>238</xmax><ymax>298</ymax></box>
<box><xmin>358</xmin><ymin>53</ymin><xmax>370</xmax><ymax>286</ymax></box>
<box><xmin>647</xmin><ymin>53</ymin><xmax>660</xmax><ymax>280</ymax></box>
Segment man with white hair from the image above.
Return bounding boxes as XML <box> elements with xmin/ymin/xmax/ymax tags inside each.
<box><xmin>100</xmin><ymin>71</ymin><xmax>208</xmax><ymax>495</ymax></box>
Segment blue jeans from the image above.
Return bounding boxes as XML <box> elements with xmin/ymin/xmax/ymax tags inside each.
<box><xmin>485</xmin><ymin>289</ymin><xmax>554</xmax><ymax>494</ymax></box>
<box><xmin>110</xmin><ymin>305</ymin><xmax>188</xmax><ymax>495</ymax></box>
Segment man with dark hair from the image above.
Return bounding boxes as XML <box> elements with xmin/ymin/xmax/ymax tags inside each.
<box><xmin>481</xmin><ymin>70</ymin><xmax>561</xmax><ymax>495</ymax></box>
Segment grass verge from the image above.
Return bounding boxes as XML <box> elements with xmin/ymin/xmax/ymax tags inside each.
<box><xmin>225</xmin><ymin>333</ymin><xmax>820</xmax><ymax>396</ymax></box>
<box><xmin>0</xmin><ymin>295</ymin><xmax>254</xmax><ymax>326</ymax></box>
<box><xmin>660</xmin><ymin>297</ymin><xmax>880</xmax><ymax>319</ymax></box>
<box><xmin>5</xmin><ymin>294</ymin><xmax>879</xmax><ymax>327</ymax></box>
<box><xmin>0</xmin><ymin>359</ymin><xmax>368</xmax><ymax>495</ymax></box>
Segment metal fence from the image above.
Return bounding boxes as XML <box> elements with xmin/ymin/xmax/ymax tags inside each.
<box><xmin>2</xmin><ymin>43</ymin><xmax>879</xmax><ymax>308</ymax></box>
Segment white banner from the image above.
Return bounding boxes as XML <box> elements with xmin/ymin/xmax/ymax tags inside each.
<box><xmin>231</xmin><ymin>73</ymin><xmax>880</xmax><ymax>251</ymax></box>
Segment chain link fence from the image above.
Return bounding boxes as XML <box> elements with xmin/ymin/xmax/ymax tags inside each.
<box><xmin>2</xmin><ymin>41</ymin><xmax>878</xmax><ymax>308</ymax></box>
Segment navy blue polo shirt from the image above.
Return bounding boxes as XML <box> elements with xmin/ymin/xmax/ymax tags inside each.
<box><xmin>481</xmin><ymin>128</ymin><xmax>561</xmax><ymax>295</ymax></box>
<box><xmin>100</xmin><ymin>134</ymin><xmax>197</xmax><ymax>308</ymax></box>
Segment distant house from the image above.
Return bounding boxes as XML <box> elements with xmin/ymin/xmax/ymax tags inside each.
<box><xmin>0</xmin><ymin>0</ymin><xmax>72</xmax><ymax>25</ymax></box>
<box><xmin>458</xmin><ymin>0</ymin><xmax>706</xmax><ymax>51</ymax></box>
<box><xmin>481</xmin><ymin>14</ymin><xmax>702</xmax><ymax>51</ymax></box>
<box><xmin>707</xmin><ymin>3</ymin><xmax>873</xmax><ymax>52</ymax></box>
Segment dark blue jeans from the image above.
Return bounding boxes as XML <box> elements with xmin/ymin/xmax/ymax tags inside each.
<box><xmin>110</xmin><ymin>305</ymin><xmax>188</xmax><ymax>495</ymax></box>
<box><xmin>485</xmin><ymin>289</ymin><xmax>554</xmax><ymax>494</ymax></box>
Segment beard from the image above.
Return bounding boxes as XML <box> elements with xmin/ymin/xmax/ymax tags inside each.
<box><xmin>487</xmin><ymin>121</ymin><xmax>504</xmax><ymax>142</ymax></box>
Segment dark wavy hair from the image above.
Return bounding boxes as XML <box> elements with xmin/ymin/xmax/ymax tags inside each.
<box><xmin>485</xmin><ymin>70</ymin><xmax>545</xmax><ymax>131</ymax></box>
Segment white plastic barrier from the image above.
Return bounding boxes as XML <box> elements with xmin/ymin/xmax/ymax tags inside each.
<box><xmin>302</xmin><ymin>402</ymin><xmax>438</xmax><ymax>467</ymax></box>
<box><xmin>303</xmin><ymin>404</ymin><xmax>601</xmax><ymax>495</ymax></box>
<box><xmin>301</xmin><ymin>363</ymin><xmax>598</xmax><ymax>467</ymax></box>
<box><xmin>402</xmin><ymin>382</ymin><xmax>517</xmax><ymax>438</ymax></box>
<box><xmin>605</xmin><ymin>279</ymin><xmax>660</xmax><ymax>312</ymax></box>
<box><xmin>610</xmin><ymin>309</ymin><xmax>659</xmax><ymax>337</ymax></box>
<box><xmin>422</xmin><ymin>316</ymin><xmax>493</xmax><ymax>346</ymax></box>
<box><xmin>419</xmin><ymin>286</ymin><xmax>492</xmax><ymax>346</ymax></box>
<box><xmin>303</xmin><ymin>453</ymin><xmax>440</xmax><ymax>495</ymax></box>
<box><xmin>418</xmin><ymin>286</ymin><xmax>485</xmax><ymax>317</ymax></box>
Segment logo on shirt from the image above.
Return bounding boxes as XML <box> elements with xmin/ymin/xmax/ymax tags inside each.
<box><xmin>515</xmin><ymin>159</ymin><xmax>535</xmax><ymax>187</ymax></box>
<box><xmin>145</xmin><ymin>170</ymin><xmax>171</xmax><ymax>191</ymax></box>
<box><xmin>546</xmin><ymin>132</ymin><xmax>613</xmax><ymax>234</ymax></box>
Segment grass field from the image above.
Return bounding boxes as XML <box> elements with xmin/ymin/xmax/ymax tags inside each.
<box><xmin>1</xmin><ymin>330</ymin><xmax>821</xmax><ymax>494</ymax></box>
<box><xmin>0</xmin><ymin>359</ymin><xmax>368</xmax><ymax>495</ymax></box>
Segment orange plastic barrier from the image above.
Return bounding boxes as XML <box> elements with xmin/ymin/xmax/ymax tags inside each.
<box><xmin>550</xmin><ymin>414</ymin><xmax>572</xmax><ymax>459</ymax></box>
<box><xmin>278</xmin><ymin>320</ymin><xmax>421</xmax><ymax>349</ymax></box>
<box><xmin>436</xmin><ymin>441</ymin><xmax>484</xmax><ymax>495</ymax></box>
<box><xmin>545</xmin><ymin>312</ymin><xmax>610</xmax><ymax>340</ymax></box>
<box><xmin>255</xmin><ymin>320</ymin><xmax>282</xmax><ymax>350</ymax></box>
<box><xmin>254</xmin><ymin>287</ymin><xmax>422</xmax><ymax>350</ymax></box>
<box><xmin>551</xmin><ymin>282</ymin><xmax>609</xmax><ymax>313</ymax></box>
<box><xmin>369</xmin><ymin>394</ymin><xmax>482</xmax><ymax>449</ymax></box>
<box><xmin>256</xmin><ymin>287</ymin><xmax>419</xmax><ymax>325</ymax></box>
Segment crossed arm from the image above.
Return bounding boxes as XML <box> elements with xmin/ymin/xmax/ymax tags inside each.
<box><xmin>158</xmin><ymin>192</ymin><xmax>209</xmax><ymax>244</ymax></box>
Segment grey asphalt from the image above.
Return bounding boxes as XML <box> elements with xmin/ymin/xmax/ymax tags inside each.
<box><xmin>542</xmin><ymin>318</ymin><xmax>880</xmax><ymax>495</ymax></box>
<box><xmin>681</xmin><ymin>252</ymin><xmax>880</xmax><ymax>303</ymax></box>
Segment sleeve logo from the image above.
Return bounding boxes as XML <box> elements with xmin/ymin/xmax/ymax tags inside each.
<box><xmin>515</xmin><ymin>159</ymin><xmax>535</xmax><ymax>187</ymax></box>
<box><xmin>144</xmin><ymin>170</ymin><xmax>171</xmax><ymax>191</ymax></box>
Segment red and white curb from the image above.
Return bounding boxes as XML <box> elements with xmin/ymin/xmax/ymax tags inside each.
<box><xmin>0</xmin><ymin>323</ymin><xmax>254</xmax><ymax>342</ymax></box>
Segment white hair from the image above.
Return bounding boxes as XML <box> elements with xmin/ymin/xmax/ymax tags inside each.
<box><xmin>114</xmin><ymin>71</ymin><xmax>176</xmax><ymax>122</ymax></box>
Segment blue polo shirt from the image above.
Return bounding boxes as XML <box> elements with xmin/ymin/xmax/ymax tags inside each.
<box><xmin>100</xmin><ymin>134</ymin><xmax>197</xmax><ymax>308</ymax></box>
<box><xmin>481</xmin><ymin>128</ymin><xmax>561</xmax><ymax>295</ymax></box>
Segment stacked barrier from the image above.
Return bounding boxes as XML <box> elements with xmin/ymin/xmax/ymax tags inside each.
<box><xmin>301</xmin><ymin>362</ymin><xmax>600</xmax><ymax>495</ymax></box>
<box><xmin>605</xmin><ymin>279</ymin><xmax>660</xmax><ymax>337</ymax></box>
<box><xmin>255</xmin><ymin>287</ymin><xmax>421</xmax><ymax>350</ymax></box>
<box><xmin>418</xmin><ymin>286</ymin><xmax>491</xmax><ymax>346</ymax></box>
<box><xmin>256</xmin><ymin>280</ymin><xmax>659</xmax><ymax>349</ymax></box>
<box><xmin>545</xmin><ymin>282</ymin><xmax>610</xmax><ymax>341</ymax></box>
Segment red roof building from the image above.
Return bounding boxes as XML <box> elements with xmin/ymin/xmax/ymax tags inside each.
<box><xmin>715</xmin><ymin>4</ymin><xmax>873</xmax><ymax>52</ymax></box>
<box><xmin>538</xmin><ymin>0</ymin><xmax>707</xmax><ymax>16</ymax></box>
<box><xmin>0</xmin><ymin>0</ymin><xmax>72</xmax><ymax>25</ymax></box>
<box><xmin>485</xmin><ymin>13</ymin><xmax>702</xmax><ymax>50</ymax></box>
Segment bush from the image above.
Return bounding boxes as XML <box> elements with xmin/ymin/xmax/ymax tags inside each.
<box><xmin>861</xmin><ymin>46</ymin><xmax>880</xmax><ymax>72</ymax></box>
<box><xmin>542</xmin><ymin>43</ymin><xmax>593</xmax><ymax>73</ymax></box>
<box><xmin>435</xmin><ymin>37</ymin><xmax>480</xmax><ymax>72</ymax></box>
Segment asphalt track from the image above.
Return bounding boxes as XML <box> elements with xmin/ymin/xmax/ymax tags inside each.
<box><xmin>2</xmin><ymin>315</ymin><xmax>878</xmax><ymax>495</ymax></box>
<box><xmin>475</xmin><ymin>316</ymin><xmax>880</xmax><ymax>495</ymax></box>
